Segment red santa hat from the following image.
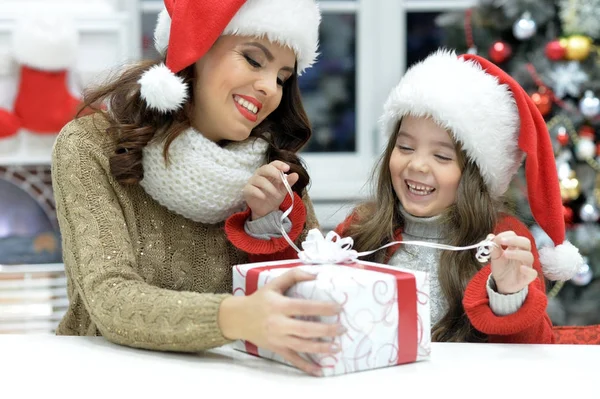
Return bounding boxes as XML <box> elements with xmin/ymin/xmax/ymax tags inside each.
<box><xmin>139</xmin><ymin>0</ymin><xmax>321</xmax><ymax>113</ymax></box>
<box><xmin>379</xmin><ymin>49</ymin><xmax>583</xmax><ymax>281</ymax></box>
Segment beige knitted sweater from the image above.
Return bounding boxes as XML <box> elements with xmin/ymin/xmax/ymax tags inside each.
<box><xmin>52</xmin><ymin>114</ymin><xmax>319</xmax><ymax>352</ymax></box>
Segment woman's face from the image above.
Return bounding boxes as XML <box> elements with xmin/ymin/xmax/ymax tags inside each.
<box><xmin>191</xmin><ymin>35</ymin><xmax>296</xmax><ymax>142</ymax></box>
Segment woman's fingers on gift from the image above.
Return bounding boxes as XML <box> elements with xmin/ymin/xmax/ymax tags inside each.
<box><xmin>277</xmin><ymin>348</ymin><xmax>322</xmax><ymax>376</ymax></box>
<box><xmin>282</xmin><ymin>297</ymin><xmax>341</xmax><ymax>317</ymax></box>
<box><xmin>285</xmin><ymin>335</ymin><xmax>341</xmax><ymax>356</ymax></box>
<box><xmin>268</xmin><ymin>268</ymin><xmax>318</xmax><ymax>292</ymax></box>
<box><xmin>282</xmin><ymin>318</ymin><xmax>344</xmax><ymax>339</ymax></box>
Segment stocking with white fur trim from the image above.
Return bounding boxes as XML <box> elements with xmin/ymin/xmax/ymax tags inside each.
<box><xmin>10</xmin><ymin>14</ymin><xmax>83</xmax><ymax>134</ymax></box>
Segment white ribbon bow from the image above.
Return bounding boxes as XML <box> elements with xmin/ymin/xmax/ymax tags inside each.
<box><xmin>299</xmin><ymin>229</ymin><xmax>358</xmax><ymax>264</ymax></box>
<box><xmin>278</xmin><ymin>172</ymin><xmax>497</xmax><ymax>265</ymax></box>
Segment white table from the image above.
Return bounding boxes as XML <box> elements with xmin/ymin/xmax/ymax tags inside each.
<box><xmin>0</xmin><ymin>335</ymin><xmax>597</xmax><ymax>398</ymax></box>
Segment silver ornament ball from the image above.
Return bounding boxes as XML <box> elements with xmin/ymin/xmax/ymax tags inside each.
<box><xmin>575</xmin><ymin>138</ymin><xmax>596</xmax><ymax>160</ymax></box>
<box><xmin>513</xmin><ymin>12</ymin><xmax>537</xmax><ymax>40</ymax></box>
<box><xmin>579</xmin><ymin>91</ymin><xmax>600</xmax><ymax>119</ymax></box>
<box><xmin>579</xmin><ymin>202</ymin><xmax>600</xmax><ymax>222</ymax></box>
<box><xmin>571</xmin><ymin>259</ymin><xmax>593</xmax><ymax>286</ymax></box>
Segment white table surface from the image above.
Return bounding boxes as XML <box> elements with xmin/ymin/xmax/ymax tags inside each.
<box><xmin>0</xmin><ymin>334</ymin><xmax>597</xmax><ymax>398</ymax></box>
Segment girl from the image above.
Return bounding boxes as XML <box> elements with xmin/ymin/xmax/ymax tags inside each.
<box><xmin>52</xmin><ymin>0</ymin><xmax>342</xmax><ymax>377</ymax></box>
<box><xmin>334</xmin><ymin>49</ymin><xmax>583</xmax><ymax>343</ymax></box>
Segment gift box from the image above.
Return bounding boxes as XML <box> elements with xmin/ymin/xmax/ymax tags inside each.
<box><xmin>232</xmin><ymin>258</ymin><xmax>431</xmax><ymax>376</ymax></box>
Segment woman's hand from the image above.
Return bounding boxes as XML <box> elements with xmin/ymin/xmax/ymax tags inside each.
<box><xmin>243</xmin><ymin>161</ymin><xmax>299</xmax><ymax>220</ymax></box>
<box><xmin>489</xmin><ymin>231</ymin><xmax>538</xmax><ymax>294</ymax></box>
<box><xmin>219</xmin><ymin>268</ymin><xmax>345</xmax><ymax>376</ymax></box>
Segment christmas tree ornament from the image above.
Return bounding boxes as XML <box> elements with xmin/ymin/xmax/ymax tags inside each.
<box><xmin>578</xmin><ymin>90</ymin><xmax>600</xmax><ymax>118</ymax></box>
<box><xmin>556</xmin><ymin>149</ymin><xmax>573</xmax><ymax>179</ymax></box>
<box><xmin>575</xmin><ymin>125</ymin><xmax>596</xmax><ymax>160</ymax></box>
<box><xmin>489</xmin><ymin>40</ymin><xmax>512</xmax><ymax>63</ymax></box>
<box><xmin>563</xmin><ymin>205</ymin><xmax>574</xmax><ymax>225</ymax></box>
<box><xmin>560</xmin><ymin>170</ymin><xmax>581</xmax><ymax>202</ymax></box>
<box><xmin>557</xmin><ymin>160</ymin><xmax>572</xmax><ymax>181</ymax></box>
<box><xmin>579</xmin><ymin>124</ymin><xmax>596</xmax><ymax>138</ymax></box>
<box><xmin>531</xmin><ymin>87</ymin><xmax>552</xmax><ymax>116</ymax></box>
<box><xmin>575</xmin><ymin>137</ymin><xmax>596</xmax><ymax>160</ymax></box>
<box><xmin>547</xmin><ymin>61</ymin><xmax>588</xmax><ymax>98</ymax></box>
<box><xmin>579</xmin><ymin>200</ymin><xmax>600</xmax><ymax>222</ymax></box>
<box><xmin>557</xmin><ymin>125</ymin><xmax>570</xmax><ymax>146</ymax></box>
<box><xmin>562</xmin><ymin>34</ymin><xmax>592</xmax><ymax>61</ymax></box>
<box><xmin>545</xmin><ymin>39</ymin><xmax>567</xmax><ymax>61</ymax></box>
<box><xmin>513</xmin><ymin>11</ymin><xmax>537</xmax><ymax>40</ymax></box>
<box><xmin>570</xmin><ymin>258</ymin><xmax>593</xmax><ymax>286</ymax></box>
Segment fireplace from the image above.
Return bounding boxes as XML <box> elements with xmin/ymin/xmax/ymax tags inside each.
<box><xmin>0</xmin><ymin>165</ymin><xmax>67</xmax><ymax>334</ymax></box>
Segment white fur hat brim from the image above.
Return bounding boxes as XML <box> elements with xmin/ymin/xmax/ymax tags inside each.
<box><xmin>11</xmin><ymin>14</ymin><xmax>78</xmax><ymax>71</ymax></box>
<box><xmin>154</xmin><ymin>0</ymin><xmax>321</xmax><ymax>75</ymax></box>
<box><xmin>379</xmin><ymin>49</ymin><xmax>523</xmax><ymax>198</ymax></box>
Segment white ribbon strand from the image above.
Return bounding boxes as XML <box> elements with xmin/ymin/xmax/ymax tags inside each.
<box><xmin>277</xmin><ymin>171</ymin><xmax>496</xmax><ymax>264</ymax></box>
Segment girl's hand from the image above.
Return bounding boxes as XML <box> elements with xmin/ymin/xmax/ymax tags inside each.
<box><xmin>243</xmin><ymin>161</ymin><xmax>299</xmax><ymax>220</ymax></box>
<box><xmin>489</xmin><ymin>231</ymin><xmax>538</xmax><ymax>294</ymax></box>
<box><xmin>219</xmin><ymin>268</ymin><xmax>345</xmax><ymax>376</ymax></box>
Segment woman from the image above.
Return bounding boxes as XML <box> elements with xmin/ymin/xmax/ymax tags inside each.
<box><xmin>52</xmin><ymin>0</ymin><xmax>341</xmax><ymax>377</ymax></box>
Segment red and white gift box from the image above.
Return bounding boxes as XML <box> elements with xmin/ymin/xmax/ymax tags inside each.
<box><xmin>232</xmin><ymin>259</ymin><xmax>431</xmax><ymax>376</ymax></box>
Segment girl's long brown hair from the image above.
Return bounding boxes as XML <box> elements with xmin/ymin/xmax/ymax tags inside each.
<box><xmin>344</xmin><ymin>119</ymin><xmax>505</xmax><ymax>342</ymax></box>
<box><xmin>78</xmin><ymin>57</ymin><xmax>312</xmax><ymax>194</ymax></box>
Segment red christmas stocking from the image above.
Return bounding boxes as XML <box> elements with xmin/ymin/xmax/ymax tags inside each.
<box><xmin>10</xmin><ymin>14</ymin><xmax>83</xmax><ymax>135</ymax></box>
<box><xmin>0</xmin><ymin>108</ymin><xmax>21</xmax><ymax>139</ymax></box>
<box><xmin>13</xmin><ymin>66</ymin><xmax>82</xmax><ymax>134</ymax></box>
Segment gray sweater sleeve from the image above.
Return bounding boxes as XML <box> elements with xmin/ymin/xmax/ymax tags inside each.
<box><xmin>244</xmin><ymin>210</ymin><xmax>292</xmax><ymax>240</ymax></box>
<box><xmin>486</xmin><ymin>274</ymin><xmax>528</xmax><ymax>316</ymax></box>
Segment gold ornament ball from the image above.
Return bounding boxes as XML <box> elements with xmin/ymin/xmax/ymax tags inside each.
<box><xmin>560</xmin><ymin>171</ymin><xmax>581</xmax><ymax>202</ymax></box>
<box><xmin>562</xmin><ymin>35</ymin><xmax>592</xmax><ymax>61</ymax></box>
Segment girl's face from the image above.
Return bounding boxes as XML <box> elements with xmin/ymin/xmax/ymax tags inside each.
<box><xmin>389</xmin><ymin>115</ymin><xmax>462</xmax><ymax>218</ymax></box>
<box><xmin>191</xmin><ymin>35</ymin><xmax>296</xmax><ymax>142</ymax></box>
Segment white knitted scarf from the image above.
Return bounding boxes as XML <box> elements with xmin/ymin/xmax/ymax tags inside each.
<box><xmin>140</xmin><ymin>127</ymin><xmax>268</xmax><ymax>224</ymax></box>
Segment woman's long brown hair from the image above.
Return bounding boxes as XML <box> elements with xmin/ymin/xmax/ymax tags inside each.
<box><xmin>77</xmin><ymin>56</ymin><xmax>312</xmax><ymax>194</ymax></box>
<box><xmin>344</xmin><ymin>119</ymin><xmax>505</xmax><ymax>342</ymax></box>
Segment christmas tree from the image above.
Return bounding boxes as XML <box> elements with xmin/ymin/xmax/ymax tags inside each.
<box><xmin>436</xmin><ymin>0</ymin><xmax>600</xmax><ymax>326</ymax></box>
